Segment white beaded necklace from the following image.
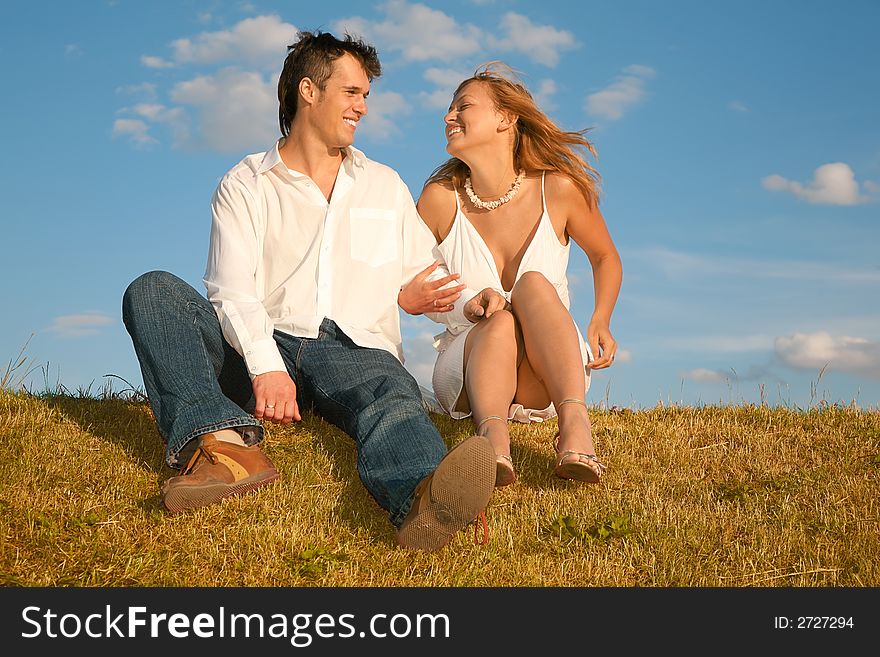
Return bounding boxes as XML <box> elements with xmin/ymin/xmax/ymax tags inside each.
<box><xmin>464</xmin><ymin>170</ymin><xmax>525</xmax><ymax>211</ymax></box>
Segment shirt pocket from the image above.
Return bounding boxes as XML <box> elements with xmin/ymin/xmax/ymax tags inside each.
<box><xmin>349</xmin><ymin>208</ymin><xmax>399</xmax><ymax>267</ymax></box>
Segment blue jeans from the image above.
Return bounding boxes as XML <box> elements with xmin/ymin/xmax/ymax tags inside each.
<box><xmin>122</xmin><ymin>271</ymin><xmax>447</xmax><ymax>526</ymax></box>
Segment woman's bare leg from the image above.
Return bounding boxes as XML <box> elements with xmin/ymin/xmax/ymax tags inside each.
<box><xmin>460</xmin><ymin>310</ymin><xmax>520</xmax><ymax>461</ymax></box>
<box><xmin>509</xmin><ymin>272</ymin><xmax>597</xmax><ymax>457</ymax></box>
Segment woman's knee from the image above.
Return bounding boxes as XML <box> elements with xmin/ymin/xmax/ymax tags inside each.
<box><xmin>469</xmin><ymin>310</ymin><xmax>519</xmax><ymax>352</ymax></box>
<box><xmin>479</xmin><ymin>308</ymin><xmax>517</xmax><ymax>337</ymax></box>
<box><xmin>511</xmin><ymin>271</ymin><xmax>555</xmax><ymax>302</ymax></box>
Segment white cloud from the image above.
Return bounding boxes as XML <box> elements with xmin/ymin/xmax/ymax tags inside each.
<box><xmin>419</xmin><ymin>67</ymin><xmax>471</xmax><ymax>109</ymax></box>
<box><xmin>632</xmin><ymin>246</ymin><xmax>880</xmax><ymax>284</ymax></box>
<box><xmin>141</xmin><ymin>55</ymin><xmax>174</xmax><ymax>69</ymax></box>
<box><xmin>424</xmin><ymin>67</ymin><xmax>470</xmax><ymax>91</ymax></box>
<box><xmin>128</xmin><ymin>103</ymin><xmax>167</xmax><ymax>121</ymax></box>
<box><xmin>660</xmin><ymin>334</ymin><xmax>775</xmax><ymax>354</ymax></box>
<box><xmin>625</xmin><ymin>64</ymin><xmax>655</xmax><ymax>77</ymax></box>
<box><xmin>116</xmin><ymin>82</ymin><xmax>157</xmax><ymax>99</ymax></box>
<box><xmin>335</xmin><ymin>1</ymin><xmax>483</xmax><ymax>62</ymax></box>
<box><xmin>585</xmin><ymin>64</ymin><xmax>655</xmax><ymax>120</ymax></box>
<box><xmin>48</xmin><ymin>313</ymin><xmax>114</xmax><ymax>338</ymax></box>
<box><xmin>120</xmin><ymin>9</ymin><xmax>569</xmax><ymax>153</ymax></box>
<box><xmin>488</xmin><ymin>13</ymin><xmax>578</xmax><ymax>67</ymax></box>
<box><xmin>117</xmin><ymin>103</ymin><xmax>190</xmax><ymax>147</ymax></box>
<box><xmin>728</xmin><ymin>100</ymin><xmax>749</xmax><ymax>112</ymax></box>
<box><xmin>533</xmin><ymin>79</ymin><xmax>558</xmax><ymax>111</ymax></box>
<box><xmin>359</xmin><ymin>91</ymin><xmax>412</xmax><ymax>141</ymax></box>
<box><xmin>762</xmin><ymin>162</ymin><xmax>871</xmax><ymax>205</ymax></box>
<box><xmin>125</xmin><ymin>16</ymin><xmax>296</xmax><ymax>152</ymax></box>
<box><xmin>65</xmin><ymin>44</ymin><xmax>82</xmax><ymax>57</ymax></box>
<box><xmin>112</xmin><ymin>119</ymin><xmax>157</xmax><ymax>147</ymax></box>
<box><xmin>170</xmin><ymin>68</ymin><xmax>277</xmax><ymax>152</ymax></box>
<box><xmin>170</xmin><ymin>15</ymin><xmax>297</xmax><ymax>69</ymax></box>
<box><xmin>775</xmin><ymin>331</ymin><xmax>880</xmax><ymax>377</ymax></box>
<box><xmin>680</xmin><ymin>366</ymin><xmax>778</xmax><ymax>384</ymax></box>
<box><xmin>682</xmin><ymin>368</ymin><xmax>728</xmax><ymax>383</ymax></box>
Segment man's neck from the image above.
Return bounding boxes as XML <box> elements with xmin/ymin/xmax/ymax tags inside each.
<box><xmin>278</xmin><ymin>128</ymin><xmax>347</xmax><ymax>198</ymax></box>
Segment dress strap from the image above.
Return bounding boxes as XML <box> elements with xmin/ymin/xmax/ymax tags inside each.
<box><xmin>454</xmin><ymin>182</ymin><xmax>463</xmax><ymax>213</ymax></box>
<box><xmin>540</xmin><ymin>171</ymin><xmax>547</xmax><ymax>214</ymax></box>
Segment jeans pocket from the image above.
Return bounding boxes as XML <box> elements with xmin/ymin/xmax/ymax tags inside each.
<box><xmin>349</xmin><ymin>208</ymin><xmax>398</xmax><ymax>267</ymax></box>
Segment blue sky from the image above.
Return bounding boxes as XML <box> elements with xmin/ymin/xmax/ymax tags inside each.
<box><xmin>2</xmin><ymin>0</ymin><xmax>878</xmax><ymax>409</ymax></box>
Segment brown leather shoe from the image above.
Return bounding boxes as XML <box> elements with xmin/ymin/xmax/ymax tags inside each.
<box><xmin>161</xmin><ymin>433</ymin><xmax>279</xmax><ymax>513</ymax></box>
<box><xmin>396</xmin><ymin>435</ymin><xmax>495</xmax><ymax>551</ymax></box>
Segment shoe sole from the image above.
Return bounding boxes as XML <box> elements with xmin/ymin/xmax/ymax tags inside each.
<box><xmin>162</xmin><ymin>469</ymin><xmax>280</xmax><ymax>514</ymax></box>
<box><xmin>554</xmin><ymin>462</ymin><xmax>602</xmax><ymax>484</ymax></box>
<box><xmin>495</xmin><ymin>458</ymin><xmax>516</xmax><ymax>487</ymax></box>
<box><xmin>397</xmin><ymin>435</ymin><xmax>495</xmax><ymax>551</ymax></box>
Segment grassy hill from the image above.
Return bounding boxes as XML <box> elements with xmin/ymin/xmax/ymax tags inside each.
<box><xmin>1</xmin><ymin>389</ymin><xmax>878</xmax><ymax>587</ymax></box>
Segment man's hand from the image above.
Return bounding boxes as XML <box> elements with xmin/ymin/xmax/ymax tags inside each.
<box><xmin>398</xmin><ymin>261</ymin><xmax>465</xmax><ymax>315</ymax></box>
<box><xmin>463</xmin><ymin>288</ymin><xmax>509</xmax><ymax>322</ymax></box>
<box><xmin>252</xmin><ymin>371</ymin><xmax>301</xmax><ymax>423</ymax></box>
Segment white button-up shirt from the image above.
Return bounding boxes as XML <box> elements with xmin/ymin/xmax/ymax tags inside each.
<box><xmin>204</xmin><ymin>141</ymin><xmax>441</xmax><ymax>378</ymax></box>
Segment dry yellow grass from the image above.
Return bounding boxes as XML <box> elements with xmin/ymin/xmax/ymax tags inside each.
<box><xmin>1</xmin><ymin>389</ymin><xmax>878</xmax><ymax>587</ymax></box>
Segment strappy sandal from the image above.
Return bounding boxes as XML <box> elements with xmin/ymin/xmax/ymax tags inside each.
<box><xmin>477</xmin><ymin>415</ymin><xmax>516</xmax><ymax>487</ymax></box>
<box><xmin>552</xmin><ymin>398</ymin><xmax>606</xmax><ymax>484</ymax></box>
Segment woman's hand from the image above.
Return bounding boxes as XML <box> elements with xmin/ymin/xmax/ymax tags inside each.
<box><xmin>586</xmin><ymin>317</ymin><xmax>618</xmax><ymax>369</ymax></box>
<box><xmin>464</xmin><ymin>288</ymin><xmax>510</xmax><ymax>322</ymax></box>
<box><xmin>398</xmin><ymin>261</ymin><xmax>465</xmax><ymax>315</ymax></box>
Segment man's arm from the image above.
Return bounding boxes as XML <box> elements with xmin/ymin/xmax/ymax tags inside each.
<box><xmin>398</xmin><ymin>259</ymin><xmax>464</xmax><ymax>315</ymax></box>
<box><xmin>204</xmin><ymin>175</ymin><xmax>299</xmax><ymax>423</ymax></box>
<box><xmin>410</xmin><ymin>181</ymin><xmax>480</xmax><ymax>330</ymax></box>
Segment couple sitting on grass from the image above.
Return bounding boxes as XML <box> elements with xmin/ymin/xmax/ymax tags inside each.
<box><xmin>122</xmin><ymin>30</ymin><xmax>622</xmax><ymax>552</ymax></box>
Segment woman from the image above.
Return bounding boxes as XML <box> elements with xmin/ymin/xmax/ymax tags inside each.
<box><xmin>417</xmin><ymin>64</ymin><xmax>622</xmax><ymax>487</ymax></box>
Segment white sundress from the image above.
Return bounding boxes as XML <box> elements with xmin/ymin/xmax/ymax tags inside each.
<box><xmin>430</xmin><ymin>172</ymin><xmax>592</xmax><ymax>422</ymax></box>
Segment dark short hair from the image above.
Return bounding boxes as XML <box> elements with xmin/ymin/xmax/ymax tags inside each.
<box><xmin>277</xmin><ymin>31</ymin><xmax>381</xmax><ymax>137</ymax></box>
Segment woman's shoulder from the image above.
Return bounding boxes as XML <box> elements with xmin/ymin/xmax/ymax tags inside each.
<box><xmin>543</xmin><ymin>171</ymin><xmax>580</xmax><ymax>198</ymax></box>
<box><xmin>544</xmin><ymin>171</ymin><xmax>597</xmax><ymax>212</ymax></box>
<box><xmin>420</xmin><ymin>179</ymin><xmax>456</xmax><ymax>200</ymax></box>
<box><xmin>417</xmin><ymin>180</ymin><xmax>458</xmax><ymax>235</ymax></box>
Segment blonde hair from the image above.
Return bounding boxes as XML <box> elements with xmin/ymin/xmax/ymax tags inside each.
<box><xmin>426</xmin><ymin>62</ymin><xmax>601</xmax><ymax>206</ymax></box>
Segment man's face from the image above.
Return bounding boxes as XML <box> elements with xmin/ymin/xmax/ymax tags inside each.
<box><xmin>311</xmin><ymin>53</ymin><xmax>370</xmax><ymax>149</ymax></box>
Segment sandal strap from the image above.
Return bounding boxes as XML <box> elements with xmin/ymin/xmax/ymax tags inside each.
<box><xmin>476</xmin><ymin>415</ymin><xmax>506</xmax><ymax>432</ymax></box>
<box><xmin>556</xmin><ymin>450</ymin><xmax>606</xmax><ymax>471</ymax></box>
<box><xmin>496</xmin><ymin>454</ymin><xmax>513</xmax><ymax>465</ymax></box>
<box><xmin>557</xmin><ymin>398</ymin><xmax>586</xmax><ymax>409</ymax></box>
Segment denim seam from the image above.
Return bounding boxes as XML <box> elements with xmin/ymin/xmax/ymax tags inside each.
<box><xmin>311</xmin><ymin>379</ymin><xmax>358</xmax><ymax>425</ymax></box>
<box><xmin>294</xmin><ymin>337</ymin><xmax>305</xmax><ymax>383</ymax></box>
<box><xmin>391</xmin><ymin>490</ymin><xmax>417</xmax><ymax>527</ymax></box>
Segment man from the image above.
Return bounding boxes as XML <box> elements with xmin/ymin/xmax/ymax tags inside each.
<box><xmin>121</xmin><ymin>31</ymin><xmax>495</xmax><ymax>552</ymax></box>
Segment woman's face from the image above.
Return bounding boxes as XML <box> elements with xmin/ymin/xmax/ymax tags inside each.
<box><xmin>444</xmin><ymin>81</ymin><xmax>502</xmax><ymax>157</ymax></box>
